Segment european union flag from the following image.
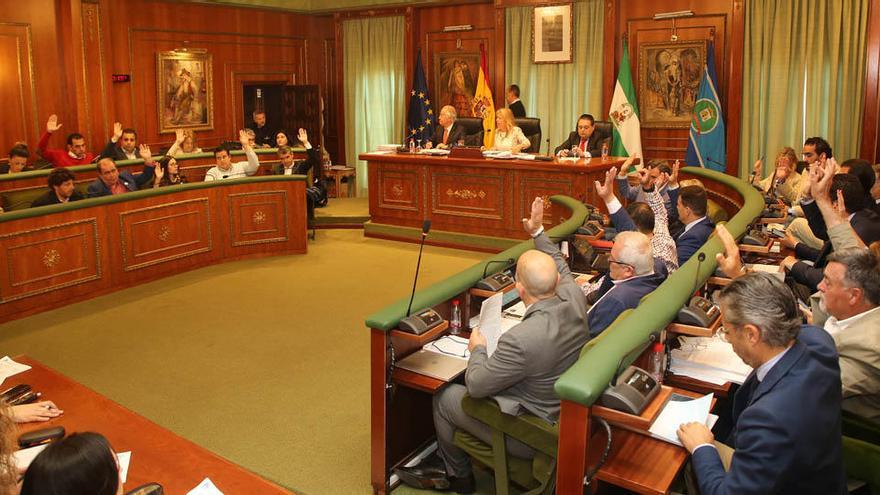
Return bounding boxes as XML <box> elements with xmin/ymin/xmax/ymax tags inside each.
<box><xmin>406</xmin><ymin>50</ymin><xmax>433</xmax><ymax>145</ymax></box>
<box><xmin>685</xmin><ymin>41</ymin><xmax>726</xmax><ymax>172</ymax></box>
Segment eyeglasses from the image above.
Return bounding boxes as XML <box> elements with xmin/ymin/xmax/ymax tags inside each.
<box><xmin>717</xmin><ymin>325</ymin><xmax>733</xmax><ymax>343</ymax></box>
<box><xmin>608</xmin><ymin>258</ymin><xmax>633</xmax><ymax>269</ymax></box>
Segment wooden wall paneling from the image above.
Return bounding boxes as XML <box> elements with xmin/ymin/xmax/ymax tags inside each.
<box><xmin>861</xmin><ymin>0</ymin><xmax>880</xmax><ymax>163</ymax></box>
<box><xmin>81</xmin><ymin>1</ymin><xmax>114</xmax><ymax>147</ymax></box>
<box><xmin>0</xmin><ymin>22</ymin><xmax>37</xmax><ymax>149</ymax></box>
<box><xmin>55</xmin><ymin>0</ymin><xmax>89</xmax><ymax>142</ymax></box>
<box><xmin>333</xmin><ymin>13</ymin><xmax>346</xmax><ymax>164</ymax></box>
<box><xmin>322</xmin><ymin>37</ymin><xmax>342</xmax><ymax>163</ymax></box>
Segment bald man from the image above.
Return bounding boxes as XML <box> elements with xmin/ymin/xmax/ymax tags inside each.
<box><xmin>396</xmin><ymin>197</ymin><xmax>591</xmax><ymax>493</ymax></box>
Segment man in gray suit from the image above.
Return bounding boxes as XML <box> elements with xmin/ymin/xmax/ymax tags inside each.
<box><xmin>396</xmin><ymin>197</ymin><xmax>591</xmax><ymax>493</ymax></box>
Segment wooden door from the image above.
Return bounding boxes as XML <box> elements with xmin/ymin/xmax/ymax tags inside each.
<box><xmin>282</xmin><ymin>85</ymin><xmax>322</xmax><ymax>150</ymax></box>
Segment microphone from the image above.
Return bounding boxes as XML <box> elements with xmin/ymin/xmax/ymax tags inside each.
<box><xmin>421</xmin><ymin>219</ymin><xmax>431</xmax><ymax>238</ymax></box>
<box><xmin>398</xmin><ymin>219</ymin><xmax>444</xmax><ymax>334</ymax></box>
<box><xmin>546</xmin><ymin>138</ymin><xmax>551</xmax><ymax>156</ymax></box>
<box><xmin>406</xmin><ymin>219</ymin><xmax>431</xmax><ymax>317</ymax></box>
<box><xmin>690</xmin><ymin>252</ymin><xmax>707</xmax><ymax>297</ymax></box>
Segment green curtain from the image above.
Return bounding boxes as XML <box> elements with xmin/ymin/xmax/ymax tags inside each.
<box><xmin>343</xmin><ymin>15</ymin><xmax>405</xmax><ymax>196</ymax></box>
<box><xmin>505</xmin><ymin>1</ymin><xmax>604</xmax><ymax>153</ymax></box>
<box><xmin>740</xmin><ymin>0</ymin><xmax>869</xmax><ymax>179</ymax></box>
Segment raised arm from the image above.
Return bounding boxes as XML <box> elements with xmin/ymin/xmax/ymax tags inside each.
<box><xmin>598</xmin><ymin>166</ymin><xmax>637</xmax><ymax>232</ymax></box>
<box><xmin>522</xmin><ymin>196</ymin><xmax>571</xmax><ymax>278</ymax></box>
<box><xmin>240</xmin><ymin>130</ymin><xmax>260</xmax><ymax>175</ymax></box>
<box><xmin>166</xmin><ymin>129</ymin><xmax>185</xmax><ymax>157</ymax></box>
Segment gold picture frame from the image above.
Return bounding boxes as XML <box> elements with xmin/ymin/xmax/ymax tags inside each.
<box><xmin>532</xmin><ymin>3</ymin><xmax>573</xmax><ymax>64</ymax></box>
<box><xmin>434</xmin><ymin>52</ymin><xmax>480</xmax><ymax>118</ymax></box>
<box><xmin>157</xmin><ymin>49</ymin><xmax>214</xmax><ymax>133</ymax></box>
<box><xmin>637</xmin><ymin>40</ymin><xmax>707</xmax><ymax>129</ymax></box>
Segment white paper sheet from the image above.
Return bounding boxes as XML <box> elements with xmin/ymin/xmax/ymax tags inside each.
<box><xmin>13</xmin><ymin>444</ymin><xmax>47</xmax><ymax>471</ymax></box>
<box><xmin>187</xmin><ymin>478</ymin><xmax>224</xmax><ymax>495</ymax></box>
<box><xmin>648</xmin><ymin>393</ymin><xmax>714</xmax><ymax>446</ymax></box>
<box><xmin>117</xmin><ymin>451</ymin><xmax>131</xmax><ymax>483</ymax></box>
<box><xmin>0</xmin><ymin>356</ymin><xmax>31</xmax><ymax>386</ymax></box>
<box><xmin>478</xmin><ymin>293</ymin><xmax>503</xmax><ymax>356</ymax></box>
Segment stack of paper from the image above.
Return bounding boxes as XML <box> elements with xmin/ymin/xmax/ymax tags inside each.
<box><xmin>669</xmin><ymin>335</ymin><xmax>752</xmax><ymax>385</ymax></box>
<box><xmin>648</xmin><ymin>394</ymin><xmax>717</xmax><ymax>446</ymax></box>
<box><xmin>745</xmin><ymin>263</ymin><xmax>784</xmax><ymax>280</ymax></box>
<box><xmin>0</xmin><ymin>356</ymin><xmax>31</xmax><ymax>386</ymax></box>
<box><xmin>420</xmin><ymin>148</ymin><xmax>450</xmax><ymax>156</ymax></box>
<box><xmin>376</xmin><ymin>144</ymin><xmax>400</xmax><ymax>152</ymax></box>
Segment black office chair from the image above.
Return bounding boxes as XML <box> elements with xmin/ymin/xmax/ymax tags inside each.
<box><xmin>594</xmin><ymin>120</ymin><xmax>613</xmax><ymax>152</ymax></box>
<box><xmin>456</xmin><ymin>117</ymin><xmax>485</xmax><ymax>146</ymax></box>
<box><xmin>514</xmin><ymin>118</ymin><xmax>542</xmax><ymax>153</ymax></box>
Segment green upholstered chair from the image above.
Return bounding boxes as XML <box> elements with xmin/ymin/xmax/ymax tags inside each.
<box><xmin>843</xmin><ymin>411</ymin><xmax>880</xmax><ymax>446</ymax></box>
<box><xmin>707</xmin><ymin>199</ymin><xmax>729</xmax><ymax>224</ymax></box>
<box><xmin>844</xmin><ymin>436</ymin><xmax>880</xmax><ymax>493</ymax></box>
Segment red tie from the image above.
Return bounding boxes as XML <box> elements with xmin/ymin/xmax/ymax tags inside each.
<box><xmin>443</xmin><ymin>128</ymin><xmax>450</xmax><ymax>145</ymax></box>
<box><xmin>579</xmin><ymin>139</ymin><xmax>587</xmax><ymax>152</ymax></box>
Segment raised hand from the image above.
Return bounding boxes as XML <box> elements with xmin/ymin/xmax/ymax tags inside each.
<box><xmin>595</xmin><ymin>166</ymin><xmax>618</xmax><ymax>202</ymax></box>
<box><xmin>670</xmin><ymin>160</ymin><xmax>680</xmax><ymax>187</ymax></box>
<box><xmin>46</xmin><ymin>114</ymin><xmax>62</xmax><ymax>133</ymax></box>
<box><xmin>153</xmin><ymin>161</ymin><xmax>165</xmax><ymax>182</ymax></box>
<box><xmin>522</xmin><ymin>196</ymin><xmax>545</xmax><ymax>235</ymax></box>
<box><xmin>655</xmin><ymin>170</ymin><xmax>670</xmax><ymax>191</ymax></box>
<box><xmin>138</xmin><ymin>143</ymin><xmax>152</xmax><ymax>163</ymax></box>
<box><xmin>752</xmin><ymin>158</ymin><xmax>763</xmax><ymax>181</ymax></box>
<box><xmin>620</xmin><ymin>152</ymin><xmax>639</xmax><ymax>175</ymax></box>
<box><xmin>637</xmin><ymin>168</ymin><xmax>652</xmax><ymax>187</ymax></box>
<box><xmin>175</xmin><ymin>128</ymin><xmax>185</xmax><ymax>144</ymax></box>
<box><xmin>239</xmin><ymin>129</ymin><xmax>250</xmax><ymax>148</ymax></box>
<box><xmin>112</xmin><ymin>122</ymin><xmax>123</xmax><ymax>142</ymax></box>
<box><xmin>297</xmin><ymin>128</ymin><xmax>309</xmax><ymax>145</ymax></box>
<box><xmin>714</xmin><ymin>224</ymin><xmax>744</xmax><ymax>279</ymax></box>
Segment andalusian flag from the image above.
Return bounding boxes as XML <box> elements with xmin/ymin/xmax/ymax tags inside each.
<box><xmin>685</xmin><ymin>41</ymin><xmax>726</xmax><ymax>171</ymax></box>
<box><xmin>608</xmin><ymin>39</ymin><xmax>642</xmax><ymax>166</ymax></box>
<box><xmin>471</xmin><ymin>44</ymin><xmax>495</xmax><ymax>148</ymax></box>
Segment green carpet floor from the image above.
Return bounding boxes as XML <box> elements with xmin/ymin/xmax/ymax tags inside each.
<box><xmin>0</xmin><ymin>229</ymin><xmax>486</xmax><ymax>494</ymax></box>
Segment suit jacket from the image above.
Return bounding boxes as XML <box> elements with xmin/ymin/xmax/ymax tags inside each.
<box><xmin>87</xmin><ymin>165</ymin><xmax>155</xmax><ymax>197</ymax></box>
<box><xmin>30</xmin><ymin>190</ymin><xmax>85</xmax><ymax>208</ymax></box>
<box><xmin>429</xmin><ymin>122</ymin><xmax>466</xmax><ymax>148</ymax></box>
<box><xmin>674</xmin><ymin>217</ymin><xmax>714</xmax><ymax>266</ymax></box>
<box><xmin>508</xmin><ymin>100</ymin><xmax>526</xmax><ymax>118</ymax></box>
<box><xmin>554</xmin><ymin>129</ymin><xmax>609</xmax><ymax>157</ymax></box>
<box><xmin>587</xmin><ymin>272</ymin><xmax>663</xmax><ymax>337</ymax></box>
<box><xmin>99</xmin><ymin>141</ymin><xmax>139</xmax><ymax>162</ymax></box>
<box><xmin>833</xmin><ymin>308</ymin><xmax>880</xmax><ymax>422</ymax></box>
<box><xmin>465</xmin><ymin>232</ymin><xmax>590</xmax><ymax>422</ymax></box>
<box><xmin>273</xmin><ymin>147</ymin><xmax>320</xmax><ymax>177</ymax></box>
<box><xmin>692</xmin><ymin>325</ymin><xmax>846</xmax><ymax>495</ymax></box>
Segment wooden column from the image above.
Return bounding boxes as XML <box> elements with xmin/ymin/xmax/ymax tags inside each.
<box><xmin>555</xmin><ymin>400</ymin><xmax>591</xmax><ymax>493</ymax></box>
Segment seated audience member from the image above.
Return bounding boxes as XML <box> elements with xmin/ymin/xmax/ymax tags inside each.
<box><xmin>274</xmin><ymin>130</ymin><xmax>319</xmax><ymax>176</ymax></box>
<box><xmin>750</xmin><ymin>147</ymin><xmax>803</xmax><ymax>205</ymax></box>
<box><xmin>276</xmin><ymin>130</ymin><xmax>291</xmax><ymax>148</ymax></box>
<box><xmin>615</xmin><ymin>154</ymin><xmax>674</xmax><ymax>216</ymax></box>
<box><xmin>152</xmin><ymin>156</ymin><xmax>186</xmax><ymax>188</ymax></box>
<box><xmin>786</xmin><ymin>137</ymin><xmax>837</xmax><ymax>249</ymax></box>
<box><xmin>31</xmin><ymin>168</ymin><xmax>84</xmax><ymax>207</ymax></box>
<box><xmin>677</xmin><ymin>273</ymin><xmax>846</xmax><ymax>495</ymax></box>
<box><xmin>1</xmin><ymin>145</ymin><xmax>30</xmax><ymax>174</ymax></box>
<box><xmin>204</xmin><ymin>130</ymin><xmax>259</xmax><ymax>181</ymax></box>
<box><xmin>554</xmin><ymin>114</ymin><xmax>609</xmax><ymax>158</ymax></box>
<box><xmin>840</xmin><ymin>158</ymin><xmax>879</xmax><ymax>215</ymax></box>
<box><xmin>395</xmin><ymin>197</ymin><xmax>590</xmax><ymax>493</ymax></box>
<box><xmin>489</xmin><ymin>108</ymin><xmax>530</xmax><ymax>153</ymax></box>
<box><xmin>37</xmin><ymin>114</ymin><xmax>96</xmax><ymax>167</ymax></box>
<box><xmin>87</xmin><ymin>145</ymin><xmax>156</xmax><ymax>197</ymax></box>
<box><xmin>425</xmin><ymin>105</ymin><xmax>465</xmax><ymax>150</ymax></box>
<box><xmin>99</xmin><ymin>123</ymin><xmax>139</xmax><ymax>161</ymax></box>
<box><xmin>251</xmin><ymin>110</ymin><xmax>274</xmax><ymax>148</ymax></box>
<box><xmin>596</xmin><ymin>164</ymin><xmax>678</xmax><ymax>274</ymax></box>
<box><xmin>670</xmin><ymin>184</ymin><xmax>714</xmax><ymax>266</ymax></box>
<box><xmin>506</xmin><ymin>84</ymin><xmax>526</xmax><ymax>118</ymax></box>
<box><xmin>586</xmin><ymin>231</ymin><xmax>663</xmax><ymax>337</ymax></box>
<box><xmin>166</xmin><ymin>129</ymin><xmax>201</xmax><ymax>156</ymax></box>
<box><xmin>812</xmin><ymin>248</ymin><xmax>880</xmax><ymax>421</ymax></box>
<box><xmin>21</xmin><ymin>432</ymin><xmax>122</xmax><ymax>495</ymax></box>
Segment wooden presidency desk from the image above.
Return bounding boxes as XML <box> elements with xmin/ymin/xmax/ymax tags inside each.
<box><xmin>9</xmin><ymin>356</ymin><xmax>293</xmax><ymax>494</ymax></box>
<box><xmin>358</xmin><ymin>151</ymin><xmax>635</xmax><ymax>249</ymax></box>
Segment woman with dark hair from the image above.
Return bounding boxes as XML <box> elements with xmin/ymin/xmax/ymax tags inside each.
<box><xmin>275</xmin><ymin>130</ymin><xmax>291</xmax><ymax>148</ymax></box>
<box><xmin>21</xmin><ymin>432</ymin><xmax>121</xmax><ymax>495</ymax></box>
<box><xmin>152</xmin><ymin>156</ymin><xmax>186</xmax><ymax>188</ymax></box>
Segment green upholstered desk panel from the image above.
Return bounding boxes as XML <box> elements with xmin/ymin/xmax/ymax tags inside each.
<box><xmin>554</xmin><ymin>167</ymin><xmax>764</xmax><ymax>407</ymax></box>
<box><xmin>363</xmin><ymin>195</ymin><xmax>589</xmax><ymax>332</ymax></box>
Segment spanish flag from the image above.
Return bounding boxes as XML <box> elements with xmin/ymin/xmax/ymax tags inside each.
<box><xmin>471</xmin><ymin>44</ymin><xmax>495</xmax><ymax>148</ymax></box>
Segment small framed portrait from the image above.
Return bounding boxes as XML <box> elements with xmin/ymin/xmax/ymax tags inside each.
<box><xmin>157</xmin><ymin>49</ymin><xmax>214</xmax><ymax>133</ymax></box>
<box><xmin>532</xmin><ymin>3</ymin><xmax>573</xmax><ymax>64</ymax></box>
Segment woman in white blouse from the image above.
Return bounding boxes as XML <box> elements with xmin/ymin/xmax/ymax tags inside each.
<box><xmin>490</xmin><ymin>108</ymin><xmax>530</xmax><ymax>153</ymax></box>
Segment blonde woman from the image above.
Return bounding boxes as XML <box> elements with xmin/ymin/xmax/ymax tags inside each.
<box><xmin>489</xmin><ymin>108</ymin><xmax>530</xmax><ymax>153</ymax></box>
<box><xmin>751</xmin><ymin>147</ymin><xmax>803</xmax><ymax>205</ymax></box>
<box><xmin>167</xmin><ymin>129</ymin><xmax>202</xmax><ymax>156</ymax></box>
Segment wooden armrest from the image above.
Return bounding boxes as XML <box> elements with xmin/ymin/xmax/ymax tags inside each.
<box><xmin>460</xmin><ymin>395</ymin><xmax>559</xmax><ymax>457</ymax></box>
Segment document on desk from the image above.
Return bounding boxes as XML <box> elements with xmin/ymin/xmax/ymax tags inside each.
<box><xmin>14</xmin><ymin>444</ymin><xmax>47</xmax><ymax>471</ymax></box>
<box><xmin>670</xmin><ymin>335</ymin><xmax>752</xmax><ymax>385</ymax></box>
<box><xmin>478</xmin><ymin>293</ymin><xmax>503</xmax><ymax>356</ymax></box>
<box><xmin>117</xmin><ymin>451</ymin><xmax>131</xmax><ymax>483</ymax></box>
<box><xmin>0</xmin><ymin>356</ymin><xmax>31</xmax><ymax>386</ymax></box>
<box><xmin>187</xmin><ymin>478</ymin><xmax>224</xmax><ymax>495</ymax></box>
<box><xmin>648</xmin><ymin>393</ymin><xmax>716</xmax><ymax>446</ymax></box>
<box><xmin>745</xmin><ymin>263</ymin><xmax>784</xmax><ymax>280</ymax></box>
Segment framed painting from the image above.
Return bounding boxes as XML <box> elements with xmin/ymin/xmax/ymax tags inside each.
<box><xmin>434</xmin><ymin>52</ymin><xmax>480</xmax><ymax>118</ymax></box>
<box><xmin>157</xmin><ymin>49</ymin><xmax>213</xmax><ymax>133</ymax></box>
<box><xmin>532</xmin><ymin>3</ymin><xmax>573</xmax><ymax>64</ymax></box>
<box><xmin>638</xmin><ymin>40</ymin><xmax>706</xmax><ymax>128</ymax></box>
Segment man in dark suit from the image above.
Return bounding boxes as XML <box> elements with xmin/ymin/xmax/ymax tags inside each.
<box><xmin>426</xmin><ymin>105</ymin><xmax>466</xmax><ymax>150</ymax></box>
<box><xmin>586</xmin><ymin>231</ymin><xmax>663</xmax><ymax>336</ymax></box>
<box><xmin>31</xmin><ymin>167</ymin><xmax>84</xmax><ymax>207</ymax></box>
<box><xmin>506</xmin><ymin>84</ymin><xmax>526</xmax><ymax>118</ymax></box>
<box><xmin>87</xmin><ymin>147</ymin><xmax>156</xmax><ymax>197</ymax></box>
<box><xmin>670</xmin><ymin>185</ymin><xmax>714</xmax><ymax>266</ymax></box>
<box><xmin>677</xmin><ymin>273</ymin><xmax>846</xmax><ymax>495</ymax></box>
<box><xmin>554</xmin><ymin>114</ymin><xmax>609</xmax><ymax>158</ymax></box>
<box><xmin>99</xmin><ymin>122</ymin><xmax>140</xmax><ymax>161</ymax></box>
<box><xmin>251</xmin><ymin>111</ymin><xmax>275</xmax><ymax>148</ymax></box>
<box><xmin>396</xmin><ymin>197</ymin><xmax>590</xmax><ymax>493</ymax></box>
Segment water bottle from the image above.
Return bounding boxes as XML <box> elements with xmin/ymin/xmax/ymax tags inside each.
<box><xmin>449</xmin><ymin>300</ymin><xmax>462</xmax><ymax>336</ymax></box>
<box><xmin>650</xmin><ymin>342</ymin><xmax>665</xmax><ymax>383</ymax></box>
<box><xmin>601</xmin><ymin>142</ymin><xmax>609</xmax><ymax>161</ymax></box>
<box><xmin>409</xmin><ymin>139</ymin><xmax>416</xmax><ymax>153</ymax></box>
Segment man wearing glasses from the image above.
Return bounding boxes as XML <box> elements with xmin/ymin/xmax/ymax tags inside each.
<box><xmin>586</xmin><ymin>231</ymin><xmax>663</xmax><ymax>337</ymax></box>
<box><xmin>677</xmin><ymin>273</ymin><xmax>845</xmax><ymax>495</ymax></box>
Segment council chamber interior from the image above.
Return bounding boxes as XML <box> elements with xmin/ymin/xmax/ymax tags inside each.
<box><xmin>1</xmin><ymin>0</ymin><xmax>879</xmax><ymax>494</ymax></box>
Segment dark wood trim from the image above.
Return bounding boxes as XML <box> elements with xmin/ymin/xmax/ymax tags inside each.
<box><xmin>556</xmin><ymin>400</ymin><xmax>590</xmax><ymax>493</ymax></box>
<box><xmin>493</xmin><ymin>2</ymin><xmax>506</xmax><ymax>101</ymax></box>
<box><xmin>861</xmin><ymin>0</ymin><xmax>880</xmax><ymax>163</ymax></box>
<box><xmin>725</xmin><ymin>0</ymin><xmax>745</xmax><ymax>176</ymax></box>
<box><xmin>370</xmin><ymin>329</ymin><xmax>390</xmax><ymax>494</ymax></box>
<box><xmin>602</xmin><ymin>0</ymin><xmax>618</xmax><ymax>113</ymax></box>
<box><xmin>334</xmin><ymin>13</ymin><xmax>347</xmax><ymax>165</ymax></box>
